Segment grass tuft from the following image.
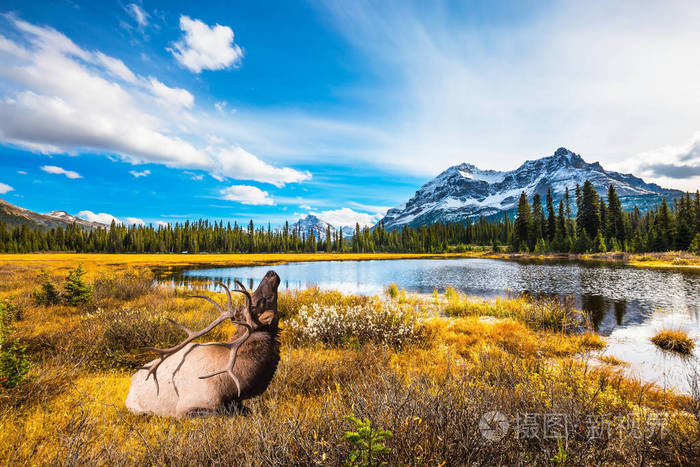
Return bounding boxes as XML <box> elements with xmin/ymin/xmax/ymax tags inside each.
<box><xmin>651</xmin><ymin>329</ymin><xmax>695</xmax><ymax>355</ymax></box>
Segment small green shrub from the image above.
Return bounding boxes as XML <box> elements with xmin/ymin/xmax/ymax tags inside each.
<box><xmin>534</xmin><ymin>238</ymin><xmax>547</xmax><ymax>254</ymax></box>
<box><xmin>64</xmin><ymin>265</ymin><xmax>93</xmax><ymax>305</ymax></box>
<box><xmin>344</xmin><ymin>415</ymin><xmax>392</xmax><ymax>467</ymax></box>
<box><xmin>0</xmin><ymin>297</ymin><xmax>23</xmax><ymax>322</ymax></box>
<box><xmin>0</xmin><ymin>297</ymin><xmax>30</xmax><ymax>388</ymax></box>
<box><xmin>0</xmin><ymin>338</ymin><xmax>31</xmax><ymax>388</ymax></box>
<box><xmin>689</xmin><ymin>233</ymin><xmax>700</xmax><ymax>255</ymax></box>
<box><xmin>33</xmin><ymin>271</ymin><xmax>61</xmax><ymax>306</ymax></box>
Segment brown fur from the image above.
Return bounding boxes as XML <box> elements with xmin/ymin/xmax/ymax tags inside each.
<box><xmin>125</xmin><ymin>271</ymin><xmax>281</xmax><ymax>417</ymax></box>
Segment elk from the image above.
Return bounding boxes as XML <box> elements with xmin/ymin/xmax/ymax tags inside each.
<box><xmin>125</xmin><ymin>270</ymin><xmax>281</xmax><ymax>417</ymax></box>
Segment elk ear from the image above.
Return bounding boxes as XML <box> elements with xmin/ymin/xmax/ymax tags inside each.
<box><xmin>257</xmin><ymin>310</ymin><xmax>275</xmax><ymax>326</ymax></box>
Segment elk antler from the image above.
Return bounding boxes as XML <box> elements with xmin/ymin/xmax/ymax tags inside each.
<box><xmin>140</xmin><ymin>281</ymin><xmax>256</xmax><ymax>396</ymax></box>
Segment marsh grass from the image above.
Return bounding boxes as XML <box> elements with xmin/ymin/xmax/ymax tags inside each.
<box><xmin>0</xmin><ymin>261</ymin><xmax>698</xmax><ymax>465</ymax></box>
<box><xmin>93</xmin><ymin>267</ymin><xmax>155</xmax><ymax>302</ymax></box>
<box><xmin>444</xmin><ymin>289</ymin><xmax>581</xmax><ymax>333</ymax></box>
<box><xmin>651</xmin><ymin>329</ymin><xmax>695</xmax><ymax>355</ymax></box>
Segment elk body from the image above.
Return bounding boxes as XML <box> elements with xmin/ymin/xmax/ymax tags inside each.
<box><xmin>125</xmin><ymin>271</ymin><xmax>281</xmax><ymax>417</ymax></box>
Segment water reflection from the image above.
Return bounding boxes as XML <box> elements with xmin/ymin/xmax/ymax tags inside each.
<box><xmin>163</xmin><ymin>258</ymin><xmax>700</xmax><ymax>335</ymax></box>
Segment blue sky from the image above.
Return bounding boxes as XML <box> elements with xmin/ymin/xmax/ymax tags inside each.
<box><xmin>1</xmin><ymin>1</ymin><xmax>699</xmax><ymax>227</ymax></box>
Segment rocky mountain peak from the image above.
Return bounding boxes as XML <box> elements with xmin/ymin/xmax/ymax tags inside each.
<box><xmin>379</xmin><ymin>147</ymin><xmax>683</xmax><ymax>229</ymax></box>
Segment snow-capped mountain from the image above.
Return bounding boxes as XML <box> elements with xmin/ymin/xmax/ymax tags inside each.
<box><xmin>380</xmin><ymin>147</ymin><xmax>684</xmax><ymax>229</ymax></box>
<box><xmin>291</xmin><ymin>214</ymin><xmax>354</xmax><ymax>240</ymax></box>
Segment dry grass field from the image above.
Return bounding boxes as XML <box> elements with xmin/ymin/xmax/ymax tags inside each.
<box><xmin>0</xmin><ymin>255</ymin><xmax>698</xmax><ymax>465</ymax></box>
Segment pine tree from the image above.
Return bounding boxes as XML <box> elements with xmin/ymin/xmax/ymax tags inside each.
<box><xmin>513</xmin><ymin>192</ymin><xmax>531</xmax><ymax>251</ymax></box>
<box><xmin>63</xmin><ymin>264</ymin><xmax>92</xmax><ymax>305</ymax></box>
<box><xmin>577</xmin><ymin>180</ymin><xmax>600</xmax><ymax>239</ymax></box>
<box><xmin>546</xmin><ymin>188</ymin><xmax>556</xmax><ymax>241</ymax></box>
<box><xmin>606</xmin><ymin>185</ymin><xmax>625</xmax><ymax>241</ymax></box>
<box><xmin>553</xmin><ymin>200</ymin><xmax>568</xmax><ymax>252</ymax></box>
<box><xmin>530</xmin><ymin>193</ymin><xmax>545</xmax><ymax>249</ymax></box>
<box><xmin>654</xmin><ymin>198</ymin><xmax>674</xmax><ymax>250</ymax></box>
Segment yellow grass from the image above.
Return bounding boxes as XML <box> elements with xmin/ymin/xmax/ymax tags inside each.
<box><xmin>0</xmin><ymin>256</ymin><xmax>697</xmax><ymax>465</ymax></box>
<box><xmin>651</xmin><ymin>328</ymin><xmax>696</xmax><ymax>355</ymax></box>
<box><xmin>0</xmin><ymin>251</ymin><xmax>488</xmax><ymax>272</ymax></box>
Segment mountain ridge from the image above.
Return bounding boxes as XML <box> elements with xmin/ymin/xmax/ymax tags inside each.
<box><xmin>380</xmin><ymin>147</ymin><xmax>684</xmax><ymax>229</ymax></box>
<box><xmin>291</xmin><ymin>214</ymin><xmax>354</xmax><ymax>240</ymax></box>
<box><xmin>0</xmin><ymin>198</ymin><xmax>106</xmax><ymax>230</ymax></box>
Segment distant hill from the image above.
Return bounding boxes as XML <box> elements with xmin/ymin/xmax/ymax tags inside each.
<box><xmin>0</xmin><ymin>198</ymin><xmax>105</xmax><ymax>230</ymax></box>
<box><xmin>380</xmin><ymin>147</ymin><xmax>685</xmax><ymax>229</ymax></box>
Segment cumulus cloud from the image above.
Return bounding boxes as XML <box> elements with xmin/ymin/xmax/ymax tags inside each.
<box><xmin>310</xmin><ymin>207</ymin><xmax>380</xmax><ymax>228</ymax></box>
<box><xmin>169</xmin><ymin>16</ymin><xmax>243</xmax><ymax>73</ymax></box>
<box><xmin>16</xmin><ymin>170</ymin><xmax>26</xmax><ymax>175</ymax></box>
<box><xmin>220</xmin><ymin>185</ymin><xmax>274</xmax><ymax>205</ymax></box>
<box><xmin>129</xmin><ymin>169</ymin><xmax>150</xmax><ymax>178</ymax></box>
<box><xmin>41</xmin><ymin>165</ymin><xmax>81</xmax><ymax>179</ymax></box>
<box><xmin>212</xmin><ymin>147</ymin><xmax>310</xmax><ymax>187</ymax></box>
<box><xmin>77</xmin><ymin>210</ymin><xmax>119</xmax><ymax>225</ymax></box>
<box><xmin>0</xmin><ymin>16</ymin><xmax>309</xmax><ymax>188</ymax></box>
<box><xmin>0</xmin><ymin>182</ymin><xmax>13</xmax><ymax>194</ymax></box>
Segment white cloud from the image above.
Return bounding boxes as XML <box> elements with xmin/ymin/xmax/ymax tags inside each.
<box><xmin>155</xmin><ymin>221</ymin><xmax>170</xmax><ymax>227</ymax></box>
<box><xmin>76</xmin><ymin>210</ymin><xmax>145</xmax><ymax>226</ymax></box>
<box><xmin>310</xmin><ymin>207</ymin><xmax>379</xmax><ymax>228</ymax></box>
<box><xmin>41</xmin><ymin>165</ymin><xmax>81</xmax><ymax>179</ymax></box>
<box><xmin>126</xmin><ymin>3</ymin><xmax>149</xmax><ymax>28</ymax></box>
<box><xmin>0</xmin><ymin>17</ymin><xmax>310</xmax><ymax>188</ymax></box>
<box><xmin>0</xmin><ymin>182</ymin><xmax>13</xmax><ymax>194</ymax></box>
<box><xmin>220</xmin><ymin>185</ymin><xmax>274</xmax><ymax>205</ymax></box>
<box><xmin>77</xmin><ymin>210</ymin><xmax>119</xmax><ymax>225</ymax></box>
<box><xmin>124</xmin><ymin>217</ymin><xmax>145</xmax><ymax>225</ymax></box>
<box><xmin>16</xmin><ymin>170</ymin><xmax>27</xmax><ymax>175</ymax></box>
<box><xmin>147</xmin><ymin>77</ymin><xmax>194</xmax><ymax>108</ymax></box>
<box><xmin>169</xmin><ymin>16</ymin><xmax>243</xmax><ymax>73</ymax></box>
<box><xmin>212</xmin><ymin>147</ymin><xmax>310</xmax><ymax>187</ymax></box>
<box><xmin>348</xmin><ymin>201</ymin><xmax>391</xmax><ymax>216</ymax></box>
<box><xmin>609</xmin><ymin>132</ymin><xmax>700</xmax><ymax>192</ymax></box>
<box><xmin>184</xmin><ymin>171</ymin><xmax>204</xmax><ymax>180</ymax></box>
<box><xmin>317</xmin><ymin>1</ymin><xmax>700</xmax><ymax>190</ymax></box>
<box><xmin>94</xmin><ymin>52</ymin><xmax>137</xmax><ymax>83</ymax></box>
<box><xmin>129</xmin><ymin>169</ymin><xmax>150</xmax><ymax>178</ymax></box>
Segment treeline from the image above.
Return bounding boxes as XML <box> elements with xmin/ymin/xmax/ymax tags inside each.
<box><xmin>510</xmin><ymin>182</ymin><xmax>700</xmax><ymax>254</ymax></box>
<box><xmin>0</xmin><ymin>182</ymin><xmax>699</xmax><ymax>254</ymax></box>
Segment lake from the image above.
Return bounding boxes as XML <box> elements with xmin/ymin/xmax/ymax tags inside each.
<box><xmin>166</xmin><ymin>257</ymin><xmax>700</xmax><ymax>335</ymax></box>
<box><xmin>165</xmin><ymin>257</ymin><xmax>700</xmax><ymax>394</ymax></box>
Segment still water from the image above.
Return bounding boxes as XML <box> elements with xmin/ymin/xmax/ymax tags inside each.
<box><xmin>165</xmin><ymin>257</ymin><xmax>700</xmax><ymax>393</ymax></box>
<box><xmin>167</xmin><ymin>258</ymin><xmax>700</xmax><ymax>335</ymax></box>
